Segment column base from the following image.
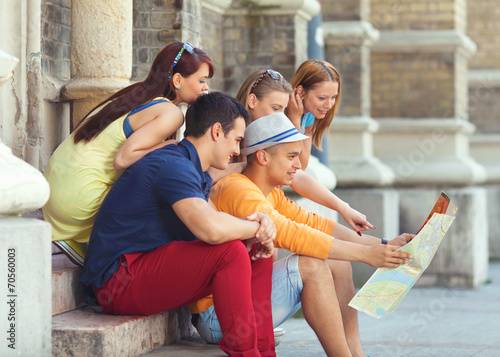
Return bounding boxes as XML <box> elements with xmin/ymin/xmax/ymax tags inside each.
<box><xmin>334</xmin><ymin>188</ymin><xmax>399</xmax><ymax>287</ymax></box>
<box><xmin>470</xmin><ymin>134</ymin><xmax>500</xmax><ymax>183</ymax></box>
<box><xmin>375</xmin><ymin>118</ymin><xmax>487</xmax><ymax>186</ymax></box>
<box><xmin>62</xmin><ymin>77</ymin><xmax>131</xmax><ymax>130</ymax></box>
<box><xmin>0</xmin><ymin>218</ymin><xmax>52</xmax><ymax>356</ymax></box>
<box><xmin>330</xmin><ymin>116</ymin><xmax>395</xmax><ymax>187</ymax></box>
<box><xmin>398</xmin><ymin>187</ymin><xmax>489</xmax><ymax>288</ymax></box>
<box><xmin>484</xmin><ymin>185</ymin><xmax>500</xmax><ymax>259</ymax></box>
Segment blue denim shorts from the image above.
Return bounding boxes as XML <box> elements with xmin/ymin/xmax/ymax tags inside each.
<box><xmin>194</xmin><ymin>254</ymin><xmax>303</xmax><ymax>344</ymax></box>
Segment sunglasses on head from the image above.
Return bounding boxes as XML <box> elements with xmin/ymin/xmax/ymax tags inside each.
<box><xmin>252</xmin><ymin>69</ymin><xmax>282</xmax><ymax>89</ymax></box>
<box><xmin>169</xmin><ymin>42</ymin><xmax>195</xmax><ymax>80</ymax></box>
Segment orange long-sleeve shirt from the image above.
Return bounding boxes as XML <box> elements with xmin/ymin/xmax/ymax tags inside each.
<box><xmin>189</xmin><ymin>173</ymin><xmax>335</xmax><ymax>314</ymax></box>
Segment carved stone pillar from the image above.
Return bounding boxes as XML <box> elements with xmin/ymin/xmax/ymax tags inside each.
<box><xmin>0</xmin><ymin>48</ymin><xmax>52</xmax><ymax>356</ymax></box>
<box><xmin>62</xmin><ymin>0</ymin><xmax>133</xmax><ymax>129</ymax></box>
<box><xmin>369</xmin><ymin>0</ymin><xmax>488</xmax><ymax>287</ymax></box>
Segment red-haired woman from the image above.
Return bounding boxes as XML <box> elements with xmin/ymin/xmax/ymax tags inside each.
<box><xmin>43</xmin><ymin>42</ymin><xmax>213</xmax><ymax>266</ymax></box>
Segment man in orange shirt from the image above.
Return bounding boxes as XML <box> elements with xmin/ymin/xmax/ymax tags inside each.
<box><xmin>191</xmin><ymin>112</ymin><xmax>414</xmax><ymax>357</ymax></box>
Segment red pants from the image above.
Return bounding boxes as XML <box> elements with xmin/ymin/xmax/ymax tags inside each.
<box><xmin>95</xmin><ymin>240</ymin><xmax>275</xmax><ymax>357</ymax></box>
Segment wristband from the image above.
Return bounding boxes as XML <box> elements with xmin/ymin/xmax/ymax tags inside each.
<box><xmin>381</xmin><ymin>238</ymin><xmax>388</xmax><ymax>245</ymax></box>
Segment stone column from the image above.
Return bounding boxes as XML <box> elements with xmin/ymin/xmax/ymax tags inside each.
<box><xmin>0</xmin><ymin>49</ymin><xmax>52</xmax><ymax>357</ymax></box>
<box><xmin>201</xmin><ymin>0</ymin><xmax>233</xmax><ymax>90</ymax></box>
<box><xmin>323</xmin><ymin>13</ymin><xmax>395</xmax><ymax>187</ymax></box>
<box><xmin>62</xmin><ymin>0</ymin><xmax>133</xmax><ymax>129</ymax></box>
<box><xmin>321</xmin><ymin>1</ymin><xmax>398</xmax><ymax>262</ymax></box>
<box><xmin>369</xmin><ymin>0</ymin><xmax>488</xmax><ymax>287</ymax></box>
<box><xmin>466</xmin><ymin>0</ymin><xmax>500</xmax><ymax>259</ymax></box>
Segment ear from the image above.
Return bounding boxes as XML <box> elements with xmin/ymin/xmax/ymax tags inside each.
<box><xmin>247</xmin><ymin>93</ymin><xmax>258</xmax><ymax>109</ymax></box>
<box><xmin>255</xmin><ymin>150</ymin><xmax>270</xmax><ymax>166</ymax></box>
<box><xmin>296</xmin><ymin>85</ymin><xmax>305</xmax><ymax>98</ymax></box>
<box><xmin>211</xmin><ymin>122</ymin><xmax>223</xmax><ymax>141</ymax></box>
<box><xmin>172</xmin><ymin>73</ymin><xmax>182</xmax><ymax>89</ymax></box>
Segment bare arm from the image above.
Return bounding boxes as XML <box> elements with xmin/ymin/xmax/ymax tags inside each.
<box><xmin>113</xmin><ymin>102</ymin><xmax>184</xmax><ymax>170</ymax></box>
<box><xmin>208</xmin><ymin>162</ymin><xmax>247</xmax><ymax>184</ymax></box>
<box><xmin>290</xmin><ymin>170</ymin><xmax>375</xmax><ymax>234</ymax></box>
<box><xmin>327</xmin><ymin>223</ymin><xmax>415</xmax><ymax>267</ymax></box>
<box><xmin>285</xmin><ymin>90</ymin><xmax>313</xmax><ymax>168</ymax></box>
<box><xmin>172</xmin><ymin>197</ymin><xmax>276</xmax><ymax>246</ymax></box>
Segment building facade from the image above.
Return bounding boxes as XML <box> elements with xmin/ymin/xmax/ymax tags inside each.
<box><xmin>1</xmin><ymin>0</ymin><xmax>499</xmax><ymax>284</ymax></box>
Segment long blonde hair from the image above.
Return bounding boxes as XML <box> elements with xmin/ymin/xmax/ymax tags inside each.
<box><xmin>236</xmin><ymin>69</ymin><xmax>293</xmax><ymax>113</ymax></box>
<box><xmin>289</xmin><ymin>59</ymin><xmax>341</xmax><ymax>149</ymax></box>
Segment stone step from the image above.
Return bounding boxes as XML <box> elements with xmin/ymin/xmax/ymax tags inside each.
<box><xmin>52</xmin><ymin>253</ymin><xmax>85</xmax><ymax>315</ymax></box>
<box><xmin>53</xmin><ymin>305</ymin><xmax>196</xmax><ymax>357</ymax></box>
<box><xmin>139</xmin><ymin>335</ymin><xmax>223</xmax><ymax>356</ymax></box>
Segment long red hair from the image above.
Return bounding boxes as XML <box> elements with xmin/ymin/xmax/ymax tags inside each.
<box><xmin>73</xmin><ymin>42</ymin><xmax>214</xmax><ymax>143</ymax></box>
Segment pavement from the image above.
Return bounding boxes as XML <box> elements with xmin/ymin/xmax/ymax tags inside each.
<box><xmin>144</xmin><ymin>260</ymin><xmax>500</xmax><ymax>356</ymax></box>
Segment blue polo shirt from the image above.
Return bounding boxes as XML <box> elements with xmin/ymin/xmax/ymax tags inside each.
<box><xmin>80</xmin><ymin>139</ymin><xmax>212</xmax><ymax>299</ymax></box>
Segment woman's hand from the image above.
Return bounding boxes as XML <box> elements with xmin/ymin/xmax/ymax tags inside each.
<box><xmin>286</xmin><ymin>89</ymin><xmax>304</xmax><ymax>131</ymax></box>
<box><xmin>339</xmin><ymin>203</ymin><xmax>376</xmax><ymax>236</ymax></box>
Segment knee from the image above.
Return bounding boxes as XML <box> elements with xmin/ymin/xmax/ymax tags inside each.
<box><xmin>298</xmin><ymin>255</ymin><xmax>330</xmax><ymax>281</ymax></box>
<box><xmin>328</xmin><ymin>260</ymin><xmax>353</xmax><ymax>280</ymax></box>
<box><xmin>219</xmin><ymin>240</ymin><xmax>249</xmax><ymax>264</ymax></box>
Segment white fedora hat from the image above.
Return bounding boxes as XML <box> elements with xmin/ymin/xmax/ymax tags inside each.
<box><xmin>241</xmin><ymin>113</ymin><xmax>309</xmax><ymax>156</ymax></box>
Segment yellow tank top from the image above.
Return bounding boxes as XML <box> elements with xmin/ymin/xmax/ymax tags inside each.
<box><xmin>43</xmin><ymin>97</ymin><xmax>170</xmax><ymax>243</ymax></box>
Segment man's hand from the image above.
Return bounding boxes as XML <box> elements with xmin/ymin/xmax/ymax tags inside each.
<box><xmin>245</xmin><ymin>212</ymin><xmax>276</xmax><ymax>245</ymax></box>
<box><xmin>389</xmin><ymin>233</ymin><xmax>415</xmax><ymax>248</ymax></box>
<box><xmin>250</xmin><ymin>241</ymin><xmax>274</xmax><ymax>261</ymax></box>
<box><xmin>365</xmin><ymin>244</ymin><xmax>412</xmax><ymax>268</ymax></box>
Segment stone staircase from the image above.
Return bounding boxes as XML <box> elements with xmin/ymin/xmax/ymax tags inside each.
<box><xmin>51</xmin><ymin>254</ymin><xmax>198</xmax><ymax>356</ymax></box>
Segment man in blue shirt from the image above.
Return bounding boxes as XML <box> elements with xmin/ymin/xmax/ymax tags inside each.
<box><xmin>80</xmin><ymin>92</ymin><xmax>276</xmax><ymax>357</ymax></box>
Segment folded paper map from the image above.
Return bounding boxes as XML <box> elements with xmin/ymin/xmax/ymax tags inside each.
<box><xmin>348</xmin><ymin>192</ymin><xmax>458</xmax><ymax>318</ymax></box>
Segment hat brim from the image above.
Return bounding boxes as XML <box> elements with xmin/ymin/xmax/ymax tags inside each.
<box><xmin>241</xmin><ymin>132</ymin><xmax>309</xmax><ymax>156</ymax></box>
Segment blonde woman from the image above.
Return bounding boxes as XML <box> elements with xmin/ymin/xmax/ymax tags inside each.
<box><xmin>286</xmin><ymin>59</ymin><xmax>341</xmax><ymax>169</ymax></box>
<box><xmin>235</xmin><ymin>69</ymin><xmax>374</xmax><ymax>234</ymax></box>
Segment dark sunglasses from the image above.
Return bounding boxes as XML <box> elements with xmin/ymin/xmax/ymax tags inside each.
<box><xmin>169</xmin><ymin>42</ymin><xmax>195</xmax><ymax>80</ymax></box>
<box><xmin>252</xmin><ymin>69</ymin><xmax>282</xmax><ymax>88</ymax></box>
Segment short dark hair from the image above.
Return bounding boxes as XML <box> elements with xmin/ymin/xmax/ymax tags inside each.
<box><xmin>184</xmin><ymin>92</ymin><xmax>251</xmax><ymax>138</ymax></box>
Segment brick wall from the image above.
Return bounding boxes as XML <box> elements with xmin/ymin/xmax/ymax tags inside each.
<box><xmin>322</xmin><ymin>0</ymin><xmax>365</xmax><ymax>22</ymax></box>
<box><xmin>467</xmin><ymin>0</ymin><xmax>500</xmax><ymax>133</ymax></box>
<box><xmin>325</xmin><ymin>44</ymin><xmax>363</xmax><ymax>116</ymax></box>
<box><xmin>370</xmin><ymin>0</ymin><xmax>457</xmax><ymax>31</ymax></box>
<box><xmin>371</xmin><ymin>52</ymin><xmax>456</xmax><ymax>118</ymax></box>
<box><xmin>132</xmin><ymin>0</ymin><xmax>183</xmax><ymax>81</ymax></box>
<box><xmin>467</xmin><ymin>0</ymin><xmax>500</xmax><ymax>70</ymax></box>
<box><xmin>199</xmin><ymin>6</ymin><xmax>225</xmax><ymax>91</ymax></box>
<box><xmin>42</xmin><ymin>0</ymin><xmax>71</xmax><ymax>80</ymax></box>
<box><xmin>221</xmin><ymin>13</ymin><xmax>298</xmax><ymax>96</ymax></box>
<box><xmin>469</xmin><ymin>85</ymin><xmax>500</xmax><ymax>133</ymax></box>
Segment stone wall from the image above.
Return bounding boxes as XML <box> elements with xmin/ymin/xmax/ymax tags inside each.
<box><xmin>132</xmin><ymin>0</ymin><xmax>184</xmax><ymax>81</ymax></box>
<box><xmin>370</xmin><ymin>0</ymin><xmax>460</xmax><ymax>31</ymax></box>
<box><xmin>42</xmin><ymin>0</ymin><xmax>71</xmax><ymax>80</ymax></box>
<box><xmin>467</xmin><ymin>0</ymin><xmax>500</xmax><ymax>70</ymax></box>
<box><xmin>221</xmin><ymin>12</ymin><xmax>298</xmax><ymax>96</ymax></box>
<box><xmin>322</xmin><ymin>0</ymin><xmax>367</xmax><ymax>21</ymax></box>
<box><xmin>200</xmin><ymin>2</ymin><xmax>230</xmax><ymax>92</ymax></box>
<box><xmin>466</xmin><ymin>0</ymin><xmax>500</xmax><ymax>134</ymax></box>
<box><xmin>371</xmin><ymin>52</ymin><xmax>456</xmax><ymax>119</ymax></box>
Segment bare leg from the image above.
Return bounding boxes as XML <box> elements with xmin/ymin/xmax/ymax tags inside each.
<box><xmin>298</xmin><ymin>255</ymin><xmax>352</xmax><ymax>357</ymax></box>
<box><xmin>327</xmin><ymin>260</ymin><xmax>365</xmax><ymax>357</ymax></box>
